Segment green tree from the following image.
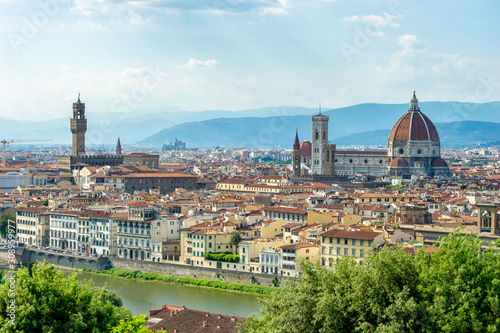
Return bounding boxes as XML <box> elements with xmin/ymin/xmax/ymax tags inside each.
<box><xmin>0</xmin><ymin>212</ymin><xmax>15</xmax><ymax>239</ymax></box>
<box><xmin>0</xmin><ymin>260</ymin><xmax>131</xmax><ymax>333</ymax></box>
<box><xmin>244</xmin><ymin>230</ymin><xmax>500</xmax><ymax>333</ymax></box>
<box><xmin>41</xmin><ymin>199</ymin><xmax>49</xmax><ymax>206</ymax></box>
<box><xmin>230</xmin><ymin>231</ymin><xmax>243</xmax><ymax>254</ymax></box>
<box><xmin>109</xmin><ymin>314</ymin><xmax>152</xmax><ymax>333</ymax></box>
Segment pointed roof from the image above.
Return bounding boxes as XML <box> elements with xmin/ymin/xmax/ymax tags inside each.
<box><xmin>293</xmin><ymin>129</ymin><xmax>300</xmax><ymax>150</ymax></box>
<box><xmin>77</xmin><ymin>92</ymin><xmax>81</xmax><ymax>104</ymax></box>
<box><xmin>116</xmin><ymin>137</ymin><xmax>121</xmax><ymax>149</ymax></box>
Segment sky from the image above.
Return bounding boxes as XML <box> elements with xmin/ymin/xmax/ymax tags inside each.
<box><xmin>0</xmin><ymin>0</ymin><xmax>499</xmax><ymax>121</ymax></box>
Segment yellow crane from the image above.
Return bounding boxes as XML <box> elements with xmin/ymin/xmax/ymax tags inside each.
<box><xmin>12</xmin><ymin>155</ymin><xmax>35</xmax><ymax>187</ymax></box>
<box><xmin>1</xmin><ymin>138</ymin><xmax>52</xmax><ymax>167</ymax></box>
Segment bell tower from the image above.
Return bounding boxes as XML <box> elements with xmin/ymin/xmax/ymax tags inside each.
<box><xmin>311</xmin><ymin>104</ymin><xmax>329</xmax><ymax>174</ymax></box>
<box><xmin>71</xmin><ymin>93</ymin><xmax>87</xmax><ymax>157</ymax></box>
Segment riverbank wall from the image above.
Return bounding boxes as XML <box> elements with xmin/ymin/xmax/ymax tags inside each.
<box><xmin>5</xmin><ymin>248</ymin><xmax>283</xmax><ymax>286</ymax></box>
<box><xmin>108</xmin><ymin>257</ymin><xmax>279</xmax><ymax>286</ymax></box>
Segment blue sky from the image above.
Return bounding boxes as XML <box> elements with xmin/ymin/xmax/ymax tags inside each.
<box><xmin>0</xmin><ymin>0</ymin><xmax>499</xmax><ymax>121</ymax></box>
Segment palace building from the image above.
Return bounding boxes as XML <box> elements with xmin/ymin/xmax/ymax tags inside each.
<box><xmin>58</xmin><ymin>94</ymin><xmax>159</xmax><ymax>173</ymax></box>
<box><xmin>292</xmin><ymin>92</ymin><xmax>450</xmax><ymax>179</ymax></box>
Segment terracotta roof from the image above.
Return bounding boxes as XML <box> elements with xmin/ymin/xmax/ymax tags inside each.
<box><xmin>122</xmin><ymin>172</ymin><xmax>196</xmax><ymax>178</ymax></box>
<box><xmin>300</xmin><ymin>141</ymin><xmax>312</xmax><ymax>157</ymax></box>
<box><xmin>390</xmin><ymin>157</ymin><xmax>409</xmax><ymax>168</ymax></box>
<box><xmin>262</xmin><ymin>206</ymin><xmax>308</xmax><ymax>214</ymax></box>
<box><xmin>319</xmin><ymin>229</ymin><xmax>382</xmax><ymax>240</ymax></box>
<box><xmin>388</xmin><ymin>103</ymin><xmax>439</xmax><ymax>142</ymax></box>
<box><xmin>431</xmin><ymin>157</ymin><xmax>448</xmax><ymax>168</ymax></box>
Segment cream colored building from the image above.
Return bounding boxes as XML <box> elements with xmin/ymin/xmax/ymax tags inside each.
<box><xmin>16</xmin><ymin>207</ymin><xmax>49</xmax><ymax>246</ymax></box>
<box><xmin>319</xmin><ymin>229</ymin><xmax>384</xmax><ymax>267</ymax></box>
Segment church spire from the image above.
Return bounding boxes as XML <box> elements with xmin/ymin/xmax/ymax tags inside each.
<box><xmin>408</xmin><ymin>90</ymin><xmax>420</xmax><ymax>112</ymax></box>
<box><xmin>293</xmin><ymin>129</ymin><xmax>300</xmax><ymax>151</ymax></box>
<box><xmin>116</xmin><ymin>137</ymin><xmax>122</xmax><ymax>156</ymax></box>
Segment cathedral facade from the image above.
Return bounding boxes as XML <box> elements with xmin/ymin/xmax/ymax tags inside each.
<box><xmin>292</xmin><ymin>92</ymin><xmax>450</xmax><ymax>178</ymax></box>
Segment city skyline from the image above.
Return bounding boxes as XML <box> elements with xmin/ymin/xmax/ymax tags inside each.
<box><xmin>1</xmin><ymin>0</ymin><xmax>499</xmax><ymax>121</ymax></box>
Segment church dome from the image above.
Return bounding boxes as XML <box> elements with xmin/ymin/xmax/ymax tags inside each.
<box><xmin>300</xmin><ymin>141</ymin><xmax>312</xmax><ymax>157</ymax></box>
<box><xmin>388</xmin><ymin>92</ymin><xmax>439</xmax><ymax>142</ymax></box>
<box><xmin>431</xmin><ymin>157</ymin><xmax>448</xmax><ymax>167</ymax></box>
<box><xmin>389</xmin><ymin>157</ymin><xmax>409</xmax><ymax>168</ymax></box>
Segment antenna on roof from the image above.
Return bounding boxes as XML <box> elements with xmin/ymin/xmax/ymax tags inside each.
<box><xmin>319</xmin><ymin>102</ymin><xmax>321</xmax><ymax>115</ymax></box>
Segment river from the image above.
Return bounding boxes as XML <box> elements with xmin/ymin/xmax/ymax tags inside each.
<box><xmin>0</xmin><ymin>260</ymin><xmax>262</xmax><ymax>317</ymax></box>
<box><xmin>73</xmin><ymin>270</ymin><xmax>263</xmax><ymax>317</ymax></box>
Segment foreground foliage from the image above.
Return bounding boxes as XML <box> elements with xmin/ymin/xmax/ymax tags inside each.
<box><xmin>110</xmin><ymin>314</ymin><xmax>152</xmax><ymax>333</ymax></box>
<box><xmin>89</xmin><ymin>268</ymin><xmax>279</xmax><ymax>295</ymax></box>
<box><xmin>0</xmin><ymin>260</ymin><xmax>131</xmax><ymax>333</ymax></box>
<box><xmin>244</xmin><ymin>231</ymin><xmax>500</xmax><ymax>333</ymax></box>
<box><xmin>204</xmin><ymin>251</ymin><xmax>240</xmax><ymax>262</ymax></box>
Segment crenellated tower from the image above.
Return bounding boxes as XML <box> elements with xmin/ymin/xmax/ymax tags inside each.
<box><xmin>70</xmin><ymin>93</ymin><xmax>87</xmax><ymax>157</ymax></box>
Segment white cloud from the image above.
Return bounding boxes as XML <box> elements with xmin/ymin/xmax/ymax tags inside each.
<box><xmin>77</xmin><ymin>20</ymin><xmax>107</xmax><ymax>31</ymax></box>
<box><xmin>382</xmin><ymin>34</ymin><xmax>477</xmax><ymax>80</ymax></box>
<box><xmin>341</xmin><ymin>12</ymin><xmax>404</xmax><ymax>36</ymax></box>
<box><xmin>121</xmin><ymin>68</ymin><xmax>150</xmax><ymax>78</ymax></box>
<box><xmin>182</xmin><ymin>58</ymin><xmax>221</xmax><ymax>70</ymax></box>
<box><xmin>72</xmin><ymin>0</ymin><xmax>291</xmax><ymax>17</ymax></box>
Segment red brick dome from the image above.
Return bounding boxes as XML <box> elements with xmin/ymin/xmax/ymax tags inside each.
<box><xmin>300</xmin><ymin>141</ymin><xmax>312</xmax><ymax>157</ymax></box>
<box><xmin>389</xmin><ymin>157</ymin><xmax>409</xmax><ymax>168</ymax></box>
<box><xmin>388</xmin><ymin>93</ymin><xmax>439</xmax><ymax>143</ymax></box>
<box><xmin>431</xmin><ymin>157</ymin><xmax>448</xmax><ymax>167</ymax></box>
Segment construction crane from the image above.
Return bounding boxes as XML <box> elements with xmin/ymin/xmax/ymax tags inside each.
<box><xmin>12</xmin><ymin>155</ymin><xmax>35</xmax><ymax>187</ymax></box>
<box><xmin>1</xmin><ymin>138</ymin><xmax>52</xmax><ymax>167</ymax></box>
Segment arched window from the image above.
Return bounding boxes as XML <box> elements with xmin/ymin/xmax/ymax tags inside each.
<box><xmin>315</xmin><ymin>130</ymin><xmax>319</xmax><ymax>140</ymax></box>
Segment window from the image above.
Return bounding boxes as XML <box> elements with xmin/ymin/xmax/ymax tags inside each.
<box><xmin>352</xmin><ymin>239</ymin><xmax>356</xmax><ymax>246</ymax></box>
<box><xmin>337</xmin><ymin>247</ymin><xmax>340</xmax><ymax>255</ymax></box>
<box><xmin>329</xmin><ymin>247</ymin><xmax>333</xmax><ymax>255</ymax></box>
<box><xmin>352</xmin><ymin>249</ymin><xmax>356</xmax><ymax>256</ymax></box>
<box><xmin>360</xmin><ymin>250</ymin><xmax>364</xmax><ymax>258</ymax></box>
<box><xmin>344</xmin><ymin>248</ymin><xmax>348</xmax><ymax>256</ymax></box>
<box><xmin>337</xmin><ymin>238</ymin><xmax>340</xmax><ymax>244</ymax></box>
<box><xmin>322</xmin><ymin>246</ymin><xmax>325</xmax><ymax>254</ymax></box>
<box><xmin>368</xmin><ymin>241</ymin><xmax>372</xmax><ymax>247</ymax></box>
<box><xmin>360</xmin><ymin>240</ymin><xmax>364</xmax><ymax>246</ymax></box>
<box><xmin>344</xmin><ymin>239</ymin><xmax>348</xmax><ymax>245</ymax></box>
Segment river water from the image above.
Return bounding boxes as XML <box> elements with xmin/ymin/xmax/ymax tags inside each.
<box><xmin>74</xmin><ymin>271</ymin><xmax>263</xmax><ymax>317</ymax></box>
<box><xmin>0</xmin><ymin>260</ymin><xmax>262</xmax><ymax>317</ymax></box>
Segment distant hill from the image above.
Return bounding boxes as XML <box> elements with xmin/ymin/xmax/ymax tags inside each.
<box><xmin>0</xmin><ymin>106</ymin><xmax>316</xmax><ymax>146</ymax></box>
<box><xmin>2</xmin><ymin>102</ymin><xmax>499</xmax><ymax>147</ymax></box>
<box><xmin>335</xmin><ymin>121</ymin><xmax>500</xmax><ymax>147</ymax></box>
<box><xmin>140</xmin><ymin>102</ymin><xmax>500</xmax><ymax>148</ymax></box>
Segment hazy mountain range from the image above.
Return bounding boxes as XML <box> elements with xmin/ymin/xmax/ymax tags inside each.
<box><xmin>1</xmin><ymin>102</ymin><xmax>499</xmax><ymax>148</ymax></box>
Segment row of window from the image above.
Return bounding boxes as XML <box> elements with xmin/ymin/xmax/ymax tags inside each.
<box><xmin>322</xmin><ymin>246</ymin><xmax>365</xmax><ymax>258</ymax></box>
<box><xmin>323</xmin><ymin>237</ymin><xmax>372</xmax><ymax>247</ymax></box>
<box><xmin>51</xmin><ymin>230</ymin><xmax>76</xmax><ymax>240</ymax></box>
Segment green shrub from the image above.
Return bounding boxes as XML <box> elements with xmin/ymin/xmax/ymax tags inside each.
<box><xmin>90</xmin><ymin>268</ymin><xmax>279</xmax><ymax>295</ymax></box>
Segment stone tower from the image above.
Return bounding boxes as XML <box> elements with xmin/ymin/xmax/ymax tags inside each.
<box><xmin>71</xmin><ymin>93</ymin><xmax>87</xmax><ymax>157</ymax></box>
<box><xmin>311</xmin><ymin>106</ymin><xmax>329</xmax><ymax>174</ymax></box>
<box><xmin>116</xmin><ymin>137</ymin><xmax>122</xmax><ymax>156</ymax></box>
<box><xmin>323</xmin><ymin>144</ymin><xmax>336</xmax><ymax>176</ymax></box>
<box><xmin>292</xmin><ymin>129</ymin><xmax>301</xmax><ymax>177</ymax></box>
